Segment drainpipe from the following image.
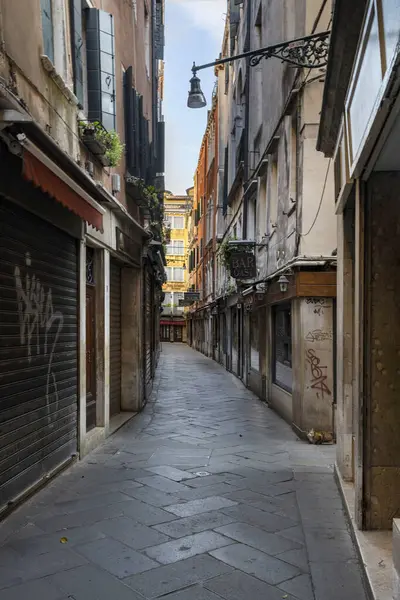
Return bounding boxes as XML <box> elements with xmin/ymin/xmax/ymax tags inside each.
<box><xmin>242</xmin><ymin>0</ymin><xmax>251</xmax><ymax>239</ymax></box>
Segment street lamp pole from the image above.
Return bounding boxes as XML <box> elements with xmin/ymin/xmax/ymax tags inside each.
<box><xmin>188</xmin><ymin>30</ymin><xmax>330</xmax><ymax>108</ymax></box>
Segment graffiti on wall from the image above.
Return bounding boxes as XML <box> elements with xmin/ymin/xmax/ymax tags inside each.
<box><xmin>14</xmin><ymin>252</ymin><xmax>64</xmax><ymax>411</ymax></box>
<box><xmin>305</xmin><ymin>329</ymin><xmax>333</xmax><ymax>342</ymax></box>
<box><xmin>305</xmin><ymin>348</ymin><xmax>331</xmax><ymax>399</ymax></box>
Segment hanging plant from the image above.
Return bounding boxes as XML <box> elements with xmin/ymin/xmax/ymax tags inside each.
<box><xmin>79</xmin><ymin>121</ymin><xmax>124</xmax><ymax>167</ymax></box>
<box><xmin>219</xmin><ymin>236</ymin><xmax>254</xmax><ymax>268</ymax></box>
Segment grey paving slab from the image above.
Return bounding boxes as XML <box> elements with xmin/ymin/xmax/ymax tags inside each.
<box><xmin>0</xmin><ymin>579</ymin><xmax>66</xmax><ymax>600</ymax></box>
<box><xmin>144</xmin><ymin>530</ymin><xmax>233</xmax><ymax>564</ymax></box>
<box><xmin>310</xmin><ymin>561</ymin><xmax>367</xmax><ymax>600</ymax></box>
<box><xmin>123</xmin><ymin>485</ymin><xmax>182</xmax><ymax>507</ymax></box>
<box><xmin>33</xmin><ymin>504</ymin><xmax>125</xmax><ymax>532</ymax></box>
<box><xmin>74</xmin><ymin>537</ymin><xmax>158</xmax><ymax>578</ymax></box>
<box><xmin>96</xmin><ymin>516</ymin><xmax>171</xmax><ymax>549</ymax></box>
<box><xmin>135</xmin><ymin>475</ymin><xmax>191</xmax><ymax>494</ymax></box>
<box><xmin>144</xmin><ymin>466</ymin><xmax>196</xmax><ymax>481</ymax></box>
<box><xmin>165</xmin><ymin>496</ymin><xmax>237</xmax><ymax>517</ymax></box>
<box><xmin>221</xmin><ymin>504</ymin><xmax>297</xmax><ymax>532</ymax></box>
<box><xmin>0</xmin><ymin>345</ymin><xmax>367</xmax><ymax>600</ymax></box>
<box><xmin>173</xmin><ymin>482</ymin><xmax>239</xmax><ymax>500</ymax></box>
<box><xmin>47</xmin><ymin>564</ymin><xmax>144</xmax><ymax>600</ymax></box>
<box><xmin>9</xmin><ymin>525</ymin><xmax>107</xmax><ymax>556</ymax></box>
<box><xmin>121</xmin><ymin>498</ymin><xmax>178</xmax><ymax>525</ymax></box>
<box><xmin>0</xmin><ymin>549</ymin><xmax>87</xmax><ymax>590</ymax></box>
<box><xmin>215</xmin><ymin>522</ymin><xmax>303</xmax><ymax>555</ymax></box>
<box><xmin>204</xmin><ymin>570</ymin><xmax>299</xmax><ymax>600</ymax></box>
<box><xmin>154</xmin><ymin>586</ymin><xmax>222</xmax><ymax>600</ymax></box>
<box><xmin>124</xmin><ymin>554</ymin><xmax>233</xmax><ymax>598</ymax></box>
<box><xmin>210</xmin><ymin>542</ymin><xmax>301</xmax><ymax>585</ymax></box>
<box><xmin>304</xmin><ymin>528</ymin><xmax>357</xmax><ymax>562</ymax></box>
<box><xmin>153</xmin><ymin>510</ymin><xmax>237</xmax><ymax>538</ymax></box>
<box><xmin>276</xmin><ymin>547</ymin><xmax>310</xmax><ymax>572</ymax></box>
<box><xmin>278</xmin><ymin>574</ymin><xmax>314</xmax><ymax>600</ymax></box>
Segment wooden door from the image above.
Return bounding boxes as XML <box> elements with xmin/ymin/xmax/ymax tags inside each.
<box><xmin>86</xmin><ymin>286</ymin><xmax>96</xmax><ymax>430</ymax></box>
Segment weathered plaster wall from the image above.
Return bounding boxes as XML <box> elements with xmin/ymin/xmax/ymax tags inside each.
<box><xmin>296</xmin><ymin>297</ymin><xmax>334</xmax><ymax>434</ymax></box>
<box><xmin>364</xmin><ymin>172</ymin><xmax>400</xmax><ymax>529</ymax></box>
<box><xmin>336</xmin><ymin>196</ymin><xmax>355</xmax><ymax>481</ymax></box>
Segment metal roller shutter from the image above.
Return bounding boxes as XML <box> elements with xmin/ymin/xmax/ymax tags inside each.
<box><xmin>0</xmin><ymin>197</ymin><xmax>78</xmax><ymax>511</ymax></box>
<box><xmin>109</xmin><ymin>260</ymin><xmax>121</xmax><ymax>417</ymax></box>
<box><xmin>143</xmin><ymin>267</ymin><xmax>153</xmax><ymax>397</ymax></box>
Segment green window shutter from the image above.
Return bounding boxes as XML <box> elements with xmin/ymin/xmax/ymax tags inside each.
<box><xmin>70</xmin><ymin>0</ymin><xmax>84</xmax><ymax>107</ymax></box>
<box><xmin>86</xmin><ymin>8</ymin><xmax>116</xmax><ymax>131</ymax></box>
<box><xmin>41</xmin><ymin>0</ymin><xmax>54</xmax><ymax>63</ymax></box>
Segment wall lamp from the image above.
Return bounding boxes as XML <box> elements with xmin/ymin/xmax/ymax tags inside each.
<box><xmin>188</xmin><ymin>31</ymin><xmax>330</xmax><ymax>109</ymax></box>
<box><xmin>278</xmin><ymin>275</ymin><xmax>289</xmax><ymax>293</ymax></box>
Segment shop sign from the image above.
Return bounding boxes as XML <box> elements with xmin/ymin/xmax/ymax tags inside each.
<box><xmin>230</xmin><ymin>252</ymin><xmax>256</xmax><ymax>279</ymax></box>
<box><xmin>184</xmin><ymin>291</ymin><xmax>200</xmax><ymax>303</ymax></box>
<box><xmin>179</xmin><ymin>299</ymin><xmax>193</xmax><ymax>307</ymax></box>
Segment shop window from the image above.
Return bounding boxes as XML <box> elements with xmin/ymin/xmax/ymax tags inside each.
<box><xmin>273</xmin><ymin>303</ymin><xmax>292</xmax><ymax>392</ymax></box>
<box><xmin>250</xmin><ymin>309</ymin><xmax>260</xmax><ymax>372</ymax></box>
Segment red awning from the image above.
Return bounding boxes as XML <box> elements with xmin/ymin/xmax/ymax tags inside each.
<box><xmin>23</xmin><ymin>150</ymin><xmax>103</xmax><ymax>231</ymax></box>
<box><xmin>160</xmin><ymin>320</ymin><xmax>185</xmax><ymax>326</ymax></box>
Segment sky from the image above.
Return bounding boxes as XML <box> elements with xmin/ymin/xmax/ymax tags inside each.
<box><xmin>163</xmin><ymin>0</ymin><xmax>226</xmax><ymax>195</ymax></box>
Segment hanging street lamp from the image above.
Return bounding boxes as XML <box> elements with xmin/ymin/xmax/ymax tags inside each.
<box><xmin>187</xmin><ymin>31</ymin><xmax>330</xmax><ymax>109</ymax></box>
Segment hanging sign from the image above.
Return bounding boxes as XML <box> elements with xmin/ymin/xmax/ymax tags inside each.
<box><xmin>184</xmin><ymin>291</ymin><xmax>200</xmax><ymax>302</ymax></box>
<box><xmin>229</xmin><ymin>252</ymin><xmax>256</xmax><ymax>279</ymax></box>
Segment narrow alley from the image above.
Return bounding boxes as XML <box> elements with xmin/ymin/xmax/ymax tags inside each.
<box><xmin>0</xmin><ymin>345</ymin><xmax>367</xmax><ymax>600</ymax></box>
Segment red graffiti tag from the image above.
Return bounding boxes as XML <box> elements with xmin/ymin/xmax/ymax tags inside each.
<box><xmin>306</xmin><ymin>349</ymin><xmax>331</xmax><ymax>399</ymax></box>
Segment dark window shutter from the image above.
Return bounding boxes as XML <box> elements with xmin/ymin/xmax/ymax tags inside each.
<box><xmin>157</xmin><ymin>121</ymin><xmax>165</xmax><ymax>174</ymax></box>
<box><xmin>124</xmin><ymin>67</ymin><xmax>135</xmax><ymax>175</ymax></box>
<box><xmin>223</xmin><ymin>145</ymin><xmax>229</xmax><ymax>216</ymax></box>
<box><xmin>133</xmin><ymin>89</ymin><xmax>140</xmax><ymax>173</ymax></box>
<box><xmin>41</xmin><ymin>0</ymin><xmax>54</xmax><ymax>62</ymax></box>
<box><xmin>86</xmin><ymin>8</ymin><xmax>116</xmax><ymax>130</ymax></box>
<box><xmin>70</xmin><ymin>0</ymin><xmax>84</xmax><ymax>107</ymax></box>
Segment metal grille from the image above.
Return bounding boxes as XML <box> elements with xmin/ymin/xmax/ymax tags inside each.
<box><xmin>109</xmin><ymin>260</ymin><xmax>121</xmax><ymax>417</ymax></box>
<box><xmin>0</xmin><ymin>197</ymin><xmax>78</xmax><ymax>511</ymax></box>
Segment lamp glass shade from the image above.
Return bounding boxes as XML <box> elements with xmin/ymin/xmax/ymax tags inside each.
<box><xmin>187</xmin><ymin>73</ymin><xmax>207</xmax><ymax>109</ymax></box>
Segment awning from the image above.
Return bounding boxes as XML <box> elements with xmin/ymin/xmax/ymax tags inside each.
<box><xmin>23</xmin><ymin>146</ymin><xmax>104</xmax><ymax>231</ymax></box>
<box><xmin>160</xmin><ymin>320</ymin><xmax>185</xmax><ymax>326</ymax></box>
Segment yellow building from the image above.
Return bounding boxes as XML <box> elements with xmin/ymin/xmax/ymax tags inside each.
<box><xmin>160</xmin><ymin>192</ymin><xmax>192</xmax><ymax>342</ymax></box>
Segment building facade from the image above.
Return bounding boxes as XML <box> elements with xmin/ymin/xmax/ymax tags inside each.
<box><xmin>161</xmin><ymin>193</ymin><xmax>192</xmax><ymax>343</ymax></box>
<box><xmin>318</xmin><ymin>1</ymin><xmax>400</xmax><ymax>596</ymax></box>
<box><xmin>188</xmin><ymin>0</ymin><xmax>337</xmax><ymax>440</ymax></box>
<box><xmin>0</xmin><ymin>0</ymin><xmax>165</xmax><ymax>515</ymax></box>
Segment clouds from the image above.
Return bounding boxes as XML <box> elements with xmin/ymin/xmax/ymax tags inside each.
<box><xmin>169</xmin><ymin>0</ymin><xmax>226</xmax><ymax>43</ymax></box>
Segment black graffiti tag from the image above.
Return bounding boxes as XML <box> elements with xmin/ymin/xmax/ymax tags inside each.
<box><xmin>306</xmin><ymin>348</ymin><xmax>331</xmax><ymax>399</ymax></box>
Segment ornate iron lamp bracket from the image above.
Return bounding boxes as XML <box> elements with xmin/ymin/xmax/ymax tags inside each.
<box><xmin>191</xmin><ymin>31</ymin><xmax>330</xmax><ymax>76</ymax></box>
<box><xmin>248</xmin><ymin>32</ymin><xmax>330</xmax><ymax>69</ymax></box>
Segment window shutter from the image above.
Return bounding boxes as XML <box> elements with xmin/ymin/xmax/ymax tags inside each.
<box><xmin>223</xmin><ymin>145</ymin><xmax>229</xmax><ymax>216</ymax></box>
<box><xmin>157</xmin><ymin>121</ymin><xmax>165</xmax><ymax>174</ymax></box>
<box><xmin>70</xmin><ymin>0</ymin><xmax>84</xmax><ymax>107</ymax></box>
<box><xmin>41</xmin><ymin>0</ymin><xmax>54</xmax><ymax>63</ymax></box>
<box><xmin>86</xmin><ymin>8</ymin><xmax>116</xmax><ymax>131</ymax></box>
<box><xmin>124</xmin><ymin>67</ymin><xmax>135</xmax><ymax>174</ymax></box>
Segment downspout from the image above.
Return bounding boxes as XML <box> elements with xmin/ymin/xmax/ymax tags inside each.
<box><xmin>242</xmin><ymin>0</ymin><xmax>251</xmax><ymax>239</ymax></box>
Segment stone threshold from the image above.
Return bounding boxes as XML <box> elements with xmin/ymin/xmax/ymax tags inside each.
<box><xmin>108</xmin><ymin>411</ymin><xmax>137</xmax><ymax>436</ymax></box>
<box><xmin>335</xmin><ymin>465</ymin><xmax>392</xmax><ymax>600</ymax></box>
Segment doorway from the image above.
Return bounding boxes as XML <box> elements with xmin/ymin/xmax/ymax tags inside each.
<box><xmin>86</xmin><ymin>285</ymin><xmax>96</xmax><ymax>431</ymax></box>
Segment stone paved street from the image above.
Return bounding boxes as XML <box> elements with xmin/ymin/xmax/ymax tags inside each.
<box><xmin>0</xmin><ymin>344</ymin><xmax>367</xmax><ymax>600</ymax></box>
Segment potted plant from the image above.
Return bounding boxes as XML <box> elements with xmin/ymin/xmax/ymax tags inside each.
<box><xmin>79</xmin><ymin>121</ymin><xmax>124</xmax><ymax>168</ymax></box>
